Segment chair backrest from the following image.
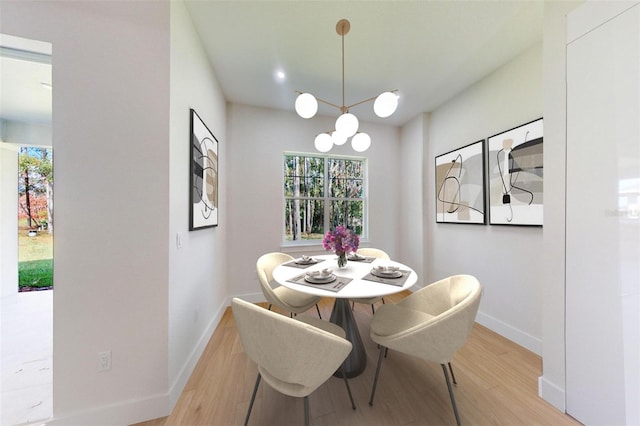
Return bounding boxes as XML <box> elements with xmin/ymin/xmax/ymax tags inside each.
<box><xmin>392</xmin><ymin>275</ymin><xmax>482</xmax><ymax>363</ymax></box>
<box><xmin>356</xmin><ymin>247</ymin><xmax>390</xmax><ymax>260</ymax></box>
<box><xmin>231</xmin><ymin>298</ymin><xmax>352</xmax><ymax>395</ymax></box>
<box><xmin>256</xmin><ymin>252</ymin><xmax>294</xmax><ymax>306</ymax></box>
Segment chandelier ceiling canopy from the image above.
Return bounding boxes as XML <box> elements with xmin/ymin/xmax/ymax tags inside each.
<box><xmin>294</xmin><ymin>19</ymin><xmax>399</xmax><ymax>153</ymax></box>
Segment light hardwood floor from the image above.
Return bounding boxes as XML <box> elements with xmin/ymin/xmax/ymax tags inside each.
<box><xmin>135</xmin><ymin>292</ymin><xmax>581</xmax><ymax>426</ymax></box>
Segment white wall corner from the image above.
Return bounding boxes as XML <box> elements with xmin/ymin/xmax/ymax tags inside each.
<box><xmin>169</xmin><ymin>300</ymin><xmax>228</xmax><ymax>409</ymax></box>
<box><xmin>169</xmin><ymin>292</ymin><xmax>263</xmax><ymax>409</ymax></box>
<box><xmin>538</xmin><ymin>375</ymin><xmax>566</xmax><ymax>413</ymax></box>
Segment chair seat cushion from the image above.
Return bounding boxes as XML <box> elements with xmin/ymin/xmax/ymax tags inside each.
<box><xmin>296</xmin><ymin>317</ymin><xmax>346</xmax><ymax>338</ymax></box>
<box><xmin>370</xmin><ymin>304</ymin><xmax>434</xmax><ymax>337</ymax></box>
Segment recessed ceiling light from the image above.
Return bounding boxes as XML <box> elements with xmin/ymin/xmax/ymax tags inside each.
<box><xmin>276</xmin><ymin>70</ymin><xmax>285</xmax><ymax>81</ymax></box>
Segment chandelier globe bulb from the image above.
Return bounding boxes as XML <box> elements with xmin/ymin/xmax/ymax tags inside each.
<box><xmin>374</xmin><ymin>92</ymin><xmax>399</xmax><ymax>118</ymax></box>
<box><xmin>295</xmin><ymin>93</ymin><xmax>318</xmax><ymax>119</ymax></box>
<box><xmin>335</xmin><ymin>113</ymin><xmax>359</xmax><ymax>137</ymax></box>
<box><xmin>331</xmin><ymin>130</ymin><xmax>348</xmax><ymax>146</ymax></box>
<box><xmin>351</xmin><ymin>132</ymin><xmax>371</xmax><ymax>152</ymax></box>
<box><xmin>314</xmin><ymin>133</ymin><xmax>333</xmax><ymax>152</ymax></box>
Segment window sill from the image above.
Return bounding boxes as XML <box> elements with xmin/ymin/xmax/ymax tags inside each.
<box><xmin>280</xmin><ymin>240</ymin><xmax>371</xmax><ymax>256</ymax></box>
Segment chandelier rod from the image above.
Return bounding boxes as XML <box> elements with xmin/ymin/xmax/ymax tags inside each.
<box><xmin>341</xmin><ymin>20</ymin><xmax>346</xmax><ymax>113</ymax></box>
<box><xmin>294</xmin><ymin>19</ymin><xmax>398</xmax><ymax>121</ymax></box>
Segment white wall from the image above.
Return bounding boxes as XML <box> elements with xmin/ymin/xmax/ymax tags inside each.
<box><xmin>0</xmin><ymin>1</ymin><xmax>171</xmax><ymax>424</ymax></box>
<box><xmin>0</xmin><ymin>144</ymin><xmax>19</xmax><ymax>297</ymax></box>
<box><xmin>168</xmin><ymin>0</ymin><xmax>228</xmax><ymax>408</ymax></box>
<box><xmin>425</xmin><ymin>44</ymin><xmax>544</xmax><ymax>354</ymax></box>
<box><xmin>226</xmin><ymin>104</ymin><xmax>401</xmax><ymax>300</ymax></box>
<box><xmin>398</xmin><ymin>113</ymin><xmax>427</xmax><ymax>282</ymax></box>
<box><xmin>540</xmin><ymin>0</ymin><xmax>583</xmax><ymax>412</ymax></box>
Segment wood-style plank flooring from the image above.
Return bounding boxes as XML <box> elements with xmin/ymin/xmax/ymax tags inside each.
<box><xmin>134</xmin><ymin>292</ymin><xmax>581</xmax><ymax>425</ymax></box>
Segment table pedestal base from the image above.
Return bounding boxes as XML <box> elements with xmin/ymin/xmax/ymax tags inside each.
<box><xmin>330</xmin><ymin>298</ymin><xmax>366</xmax><ymax>378</ymax></box>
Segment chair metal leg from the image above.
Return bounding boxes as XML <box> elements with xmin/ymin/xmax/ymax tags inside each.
<box><xmin>369</xmin><ymin>345</ymin><xmax>386</xmax><ymax>405</ymax></box>
<box><xmin>351</xmin><ymin>301</ymin><xmax>355</xmax><ymax>310</ymax></box>
<box><xmin>267</xmin><ymin>304</ymin><xmax>272</xmax><ymax>311</ymax></box>
<box><xmin>304</xmin><ymin>395</ymin><xmax>310</xmax><ymax>426</ymax></box>
<box><xmin>448</xmin><ymin>362</ymin><xmax>457</xmax><ymax>385</ymax></box>
<box><xmin>315</xmin><ymin>304</ymin><xmax>322</xmax><ymax>319</ymax></box>
<box><xmin>371</xmin><ymin>304</ymin><xmax>375</xmax><ymax>315</ymax></box>
<box><xmin>244</xmin><ymin>373</ymin><xmax>261</xmax><ymax>426</ymax></box>
<box><xmin>381</xmin><ymin>297</ymin><xmax>385</xmax><ymax>304</ymax></box>
<box><xmin>441</xmin><ymin>364</ymin><xmax>461</xmax><ymax>426</ymax></box>
<box><xmin>339</xmin><ymin>366</ymin><xmax>356</xmax><ymax>410</ymax></box>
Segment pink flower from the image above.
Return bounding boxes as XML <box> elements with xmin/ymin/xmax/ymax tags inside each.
<box><xmin>322</xmin><ymin>226</ymin><xmax>360</xmax><ymax>255</ymax></box>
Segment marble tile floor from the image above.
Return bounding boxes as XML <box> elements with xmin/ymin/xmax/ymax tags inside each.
<box><xmin>1</xmin><ymin>290</ymin><xmax>52</xmax><ymax>426</ymax></box>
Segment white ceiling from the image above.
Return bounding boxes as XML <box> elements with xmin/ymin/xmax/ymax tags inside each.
<box><xmin>0</xmin><ymin>1</ymin><xmax>544</xmax><ymax>130</ymax></box>
<box><xmin>0</xmin><ymin>56</ymin><xmax>52</xmax><ymax>125</ymax></box>
<box><xmin>184</xmin><ymin>0</ymin><xmax>544</xmax><ymax>127</ymax></box>
<box><xmin>0</xmin><ymin>34</ymin><xmax>52</xmax><ymax>127</ymax></box>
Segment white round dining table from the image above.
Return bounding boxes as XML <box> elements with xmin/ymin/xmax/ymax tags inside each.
<box><xmin>273</xmin><ymin>254</ymin><xmax>417</xmax><ymax>377</ymax></box>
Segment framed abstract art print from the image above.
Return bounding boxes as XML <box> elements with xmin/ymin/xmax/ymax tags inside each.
<box><xmin>189</xmin><ymin>109</ymin><xmax>219</xmax><ymax>230</ymax></box>
<box><xmin>435</xmin><ymin>140</ymin><xmax>486</xmax><ymax>224</ymax></box>
<box><xmin>487</xmin><ymin>118</ymin><xmax>543</xmax><ymax>226</ymax></box>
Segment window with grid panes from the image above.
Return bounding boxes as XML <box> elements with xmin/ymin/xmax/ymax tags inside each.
<box><xmin>283</xmin><ymin>154</ymin><xmax>366</xmax><ymax>242</ymax></box>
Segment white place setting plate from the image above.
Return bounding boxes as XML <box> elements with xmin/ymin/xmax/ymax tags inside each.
<box><xmin>305</xmin><ymin>268</ymin><xmax>336</xmax><ymax>284</ymax></box>
<box><xmin>371</xmin><ymin>266</ymin><xmax>403</xmax><ymax>279</ymax></box>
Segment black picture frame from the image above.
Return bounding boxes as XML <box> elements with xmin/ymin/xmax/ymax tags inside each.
<box><xmin>435</xmin><ymin>139</ymin><xmax>486</xmax><ymax>224</ymax></box>
<box><xmin>189</xmin><ymin>109</ymin><xmax>219</xmax><ymax>230</ymax></box>
<box><xmin>487</xmin><ymin>118</ymin><xmax>543</xmax><ymax>226</ymax></box>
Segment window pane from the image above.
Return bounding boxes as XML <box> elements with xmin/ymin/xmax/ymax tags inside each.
<box><xmin>284</xmin><ymin>154</ymin><xmax>365</xmax><ymax>242</ymax></box>
<box><xmin>285</xmin><ymin>198</ymin><xmax>325</xmax><ymax>241</ymax></box>
<box><xmin>284</xmin><ymin>155</ymin><xmax>324</xmax><ymax>197</ymax></box>
<box><xmin>329</xmin><ymin>158</ymin><xmax>363</xmax><ymax>198</ymax></box>
<box><xmin>330</xmin><ymin>200</ymin><xmax>363</xmax><ymax>235</ymax></box>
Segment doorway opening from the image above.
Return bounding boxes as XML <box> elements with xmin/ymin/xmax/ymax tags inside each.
<box><xmin>0</xmin><ymin>33</ymin><xmax>53</xmax><ymax>425</ymax></box>
<box><xmin>18</xmin><ymin>146</ymin><xmax>53</xmax><ymax>292</ymax></box>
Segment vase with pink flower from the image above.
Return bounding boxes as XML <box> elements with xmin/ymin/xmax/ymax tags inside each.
<box><xmin>322</xmin><ymin>226</ymin><xmax>360</xmax><ymax>268</ymax></box>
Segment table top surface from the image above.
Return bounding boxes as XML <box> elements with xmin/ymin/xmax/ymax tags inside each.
<box><xmin>272</xmin><ymin>254</ymin><xmax>417</xmax><ymax>299</ymax></box>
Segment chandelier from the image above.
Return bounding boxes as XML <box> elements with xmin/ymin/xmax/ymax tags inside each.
<box><xmin>294</xmin><ymin>19</ymin><xmax>399</xmax><ymax>153</ymax></box>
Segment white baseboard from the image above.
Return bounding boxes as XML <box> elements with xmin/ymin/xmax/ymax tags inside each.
<box><xmin>538</xmin><ymin>375</ymin><xmax>566</xmax><ymax>412</ymax></box>
<box><xmin>41</xmin><ymin>292</ymin><xmax>269</xmax><ymax>426</ymax></box>
<box><xmin>476</xmin><ymin>311</ymin><xmax>542</xmax><ymax>355</ymax></box>
<box><xmin>45</xmin><ymin>392</ymin><xmax>170</xmax><ymax>426</ymax></box>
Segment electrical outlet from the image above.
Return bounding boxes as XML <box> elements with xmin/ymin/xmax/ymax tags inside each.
<box><xmin>98</xmin><ymin>351</ymin><xmax>111</xmax><ymax>372</ymax></box>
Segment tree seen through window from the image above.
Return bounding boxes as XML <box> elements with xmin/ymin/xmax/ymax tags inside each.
<box><xmin>284</xmin><ymin>154</ymin><xmax>365</xmax><ymax>241</ymax></box>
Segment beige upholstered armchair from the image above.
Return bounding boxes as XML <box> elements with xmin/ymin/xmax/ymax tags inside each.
<box><xmin>257</xmin><ymin>252</ymin><xmax>322</xmax><ymax>318</ymax></box>
<box><xmin>231</xmin><ymin>298</ymin><xmax>355</xmax><ymax>426</ymax></box>
<box><xmin>368</xmin><ymin>274</ymin><xmax>482</xmax><ymax>426</ymax></box>
<box><xmin>350</xmin><ymin>247</ymin><xmax>391</xmax><ymax>313</ymax></box>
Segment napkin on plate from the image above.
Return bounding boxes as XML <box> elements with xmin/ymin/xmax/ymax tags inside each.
<box><xmin>306</xmin><ymin>268</ymin><xmax>333</xmax><ymax>279</ymax></box>
<box><xmin>373</xmin><ymin>265</ymin><xmax>399</xmax><ymax>273</ymax></box>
